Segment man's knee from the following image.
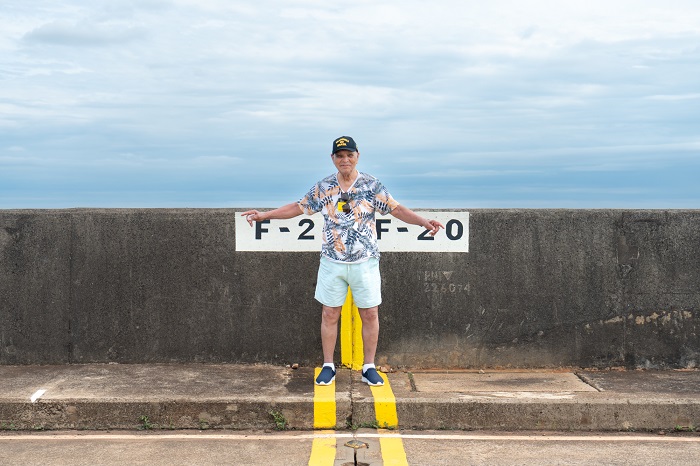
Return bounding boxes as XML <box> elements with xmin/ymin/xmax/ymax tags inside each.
<box><xmin>321</xmin><ymin>306</ymin><xmax>342</xmax><ymax>324</ymax></box>
<box><xmin>358</xmin><ymin>306</ymin><xmax>379</xmax><ymax>322</ymax></box>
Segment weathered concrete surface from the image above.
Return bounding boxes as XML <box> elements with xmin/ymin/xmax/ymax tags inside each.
<box><xmin>1</xmin><ymin>209</ymin><xmax>323</xmax><ymax>365</ymax></box>
<box><xmin>0</xmin><ymin>364</ymin><xmax>698</xmax><ymax>432</ymax></box>
<box><xmin>351</xmin><ymin>369</ymin><xmax>700</xmax><ymax>431</ymax></box>
<box><xmin>0</xmin><ymin>211</ymin><xmax>72</xmax><ymax>364</ymax></box>
<box><xmin>1</xmin><ymin>431</ymin><xmax>699</xmax><ymax>466</ymax></box>
<box><xmin>379</xmin><ymin>210</ymin><xmax>700</xmax><ymax>369</ymax></box>
<box><xmin>1</xmin><ymin>209</ymin><xmax>699</xmax><ymax>368</ymax></box>
<box><xmin>409</xmin><ymin>371</ymin><xmax>598</xmax><ymax>393</ymax></box>
<box><xmin>0</xmin><ymin>364</ymin><xmax>352</xmax><ymax>431</ymax></box>
<box><xmin>0</xmin><ymin>431</ymin><xmax>326</xmax><ymax>466</ymax></box>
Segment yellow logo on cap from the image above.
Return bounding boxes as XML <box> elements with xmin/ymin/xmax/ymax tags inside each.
<box><xmin>335</xmin><ymin>138</ymin><xmax>349</xmax><ymax>147</ymax></box>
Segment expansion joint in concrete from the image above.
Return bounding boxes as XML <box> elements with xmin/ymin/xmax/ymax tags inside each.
<box><xmin>575</xmin><ymin>371</ymin><xmax>603</xmax><ymax>392</ymax></box>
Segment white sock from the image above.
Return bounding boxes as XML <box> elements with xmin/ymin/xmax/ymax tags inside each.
<box><xmin>362</xmin><ymin>363</ymin><xmax>375</xmax><ymax>372</ymax></box>
<box><xmin>323</xmin><ymin>362</ymin><xmax>335</xmax><ymax>371</ymax></box>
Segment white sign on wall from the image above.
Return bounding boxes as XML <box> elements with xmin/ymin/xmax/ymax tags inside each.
<box><xmin>235</xmin><ymin>211</ymin><xmax>469</xmax><ymax>252</ymax></box>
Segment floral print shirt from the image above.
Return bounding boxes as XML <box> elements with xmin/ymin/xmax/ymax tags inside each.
<box><xmin>298</xmin><ymin>172</ymin><xmax>399</xmax><ymax>263</ymax></box>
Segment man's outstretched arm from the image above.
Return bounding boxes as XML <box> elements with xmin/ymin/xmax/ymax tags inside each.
<box><xmin>390</xmin><ymin>205</ymin><xmax>444</xmax><ymax>236</ymax></box>
<box><xmin>241</xmin><ymin>203</ymin><xmax>304</xmax><ymax>227</ymax></box>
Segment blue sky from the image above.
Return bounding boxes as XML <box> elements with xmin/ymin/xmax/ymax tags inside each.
<box><xmin>2</xmin><ymin>0</ymin><xmax>699</xmax><ymax>209</ymax></box>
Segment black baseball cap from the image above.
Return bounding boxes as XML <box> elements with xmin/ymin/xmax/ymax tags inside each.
<box><xmin>332</xmin><ymin>136</ymin><xmax>358</xmax><ymax>153</ymax></box>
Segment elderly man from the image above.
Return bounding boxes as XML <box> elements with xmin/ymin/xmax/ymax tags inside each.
<box><xmin>242</xmin><ymin>136</ymin><xmax>443</xmax><ymax>386</ymax></box>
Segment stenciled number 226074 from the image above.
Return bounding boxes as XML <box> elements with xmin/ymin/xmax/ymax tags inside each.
<box><xmin>424</xmin><ymin>283</ymin><xmax>470</xmax><ymax>293</ymax></box>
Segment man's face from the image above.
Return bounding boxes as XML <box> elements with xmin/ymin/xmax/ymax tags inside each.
<box><xmin>332</xmin><ymin>150</ymin><xmax>359</xmax><ymax>177</ymax></box>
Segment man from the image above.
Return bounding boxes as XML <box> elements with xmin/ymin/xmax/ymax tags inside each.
<box><xmin>242</xmin><ymin>136</ymin><xmax>444</xmax><ymax>386</ymax></box>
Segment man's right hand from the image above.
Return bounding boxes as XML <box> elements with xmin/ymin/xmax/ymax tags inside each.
<box><xmin>240</xmin><ymin>210</ymin><xmax>264</xmax><ymax>227</ymax></box>
<box><xmin>241</xmin><ymin>203</ymin><xmax>304</xmax><ymax>226</ymax></box>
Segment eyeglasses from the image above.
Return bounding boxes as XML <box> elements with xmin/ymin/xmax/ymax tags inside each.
<box><xmin>337</xmin><ymin>192</ymin><xmax>351</xmax><ymax>214</ymax></box>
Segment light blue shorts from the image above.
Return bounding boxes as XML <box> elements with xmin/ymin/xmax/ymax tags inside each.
<box><xmin>315</xmin><ymin>256</ymin><xmax>382</xmax><ymax>308</ymax></box>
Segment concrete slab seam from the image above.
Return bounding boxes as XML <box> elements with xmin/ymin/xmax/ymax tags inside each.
<box><xmin>0</xmin><ymin>433</ymin><xmax>699</xmax><ymax>443</ymax></box>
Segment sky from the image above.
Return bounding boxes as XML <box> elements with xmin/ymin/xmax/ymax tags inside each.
<box><xmin>1</xmin><ymin>0</ymin><xmax>700</xmax><ymax>209</ymax></box>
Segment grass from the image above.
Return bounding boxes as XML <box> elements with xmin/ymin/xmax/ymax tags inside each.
<box><xmin>138</xmin><ymin>415</ymin><xmax>154</xmax><ymax>430</ymax></box>
<box><xmin>674</xmin><ymin>425</ymin><xmax>696</xmax><ymax>432</ymax></box>
<box><xmin>347</xmin><ymin>419</ymin><xmax>380</xmax><ymax>431</ymax></box>
<box><xmin>269</xmin><ymin>410</ymin><xmax>287</xmax><ymax>430</ymax></box>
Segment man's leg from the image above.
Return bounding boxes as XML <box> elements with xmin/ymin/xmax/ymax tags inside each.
<box><xmin>358</xmin><ymin>306</ymin><xmax>379</xmax><ymax>365</ymax></box>
<box><xmin>358</xmin><ymin>306</ymin><xmax>383</xmax><ymax>385</ymax></box>
<box><xmin>321</xmin><ymin>305</ymin><xmax>342</xmax><ymax>363</ymax></box>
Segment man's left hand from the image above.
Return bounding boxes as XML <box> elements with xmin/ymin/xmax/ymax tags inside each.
<box><xmin>424</xmin><ymin>219</ymin><xmax>445</xmax><ymax>236</ymax></box>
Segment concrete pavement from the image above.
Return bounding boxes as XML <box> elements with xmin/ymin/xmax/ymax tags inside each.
<box><xmin>0</xmin><ymin>364</ymin><xmax>698</xmax><ymax>432</ymax></box>
<box><xmin>2</xmin><ymin>430</ymin><xmax>700</xmax><ymax>466</ymax></box>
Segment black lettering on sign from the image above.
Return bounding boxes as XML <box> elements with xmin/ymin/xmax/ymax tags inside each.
<box><xmin>298</xmin><ymin>219</ymin><xmax>315</xmax><ymax>240</ymax></box>
<box><xmin>418</xmin><ymin>228</ymin><xmax>435</xmax><ymax>241</ymax></box>
<box><xmin>376</xmin><ymin>219</ymin><xmax>391</xmax><ymax>239</ymax></box>
<box><xmin>255</xmin><ymin>220</ymin><xmax>270</xmax><ymax>239</ymax></box>
<box><xmin>445</xmin><ymin>219</ymin><xmax>464</xmax><ymax>241</ymax></box>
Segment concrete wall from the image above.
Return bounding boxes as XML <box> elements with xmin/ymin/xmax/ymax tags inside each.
<box><xmin>1</xmin><ymin>209</ymin><xmax>698</xmax><ymax>369</ymax></box>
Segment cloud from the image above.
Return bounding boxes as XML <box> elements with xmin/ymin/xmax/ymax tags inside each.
<box><xmin>396</xmin><ymin>169</ymin><xmax>543</xmax><ymax>179</ymax></box>
<box><xmin>2</xmin><ymin>1</ymin><xmax>700</xmax><ymax>208</ymax></box>
<box><xmin>191</xmin><ymin>155</ymin><xmax>243</xmax><ymax>166</ymax></box>
<box><xmin>0</xmin><ymin>155</ymin><xmax>40</xmax><ymax>164</ymax></box>
<box><xmin>647</xmin><ymin>93</ymin><xmax>700</xmax><ymax>101</ymax></box>
<box><xmin>22</xmin><ymin>20</ymin><xmax>147</xmax><ymax>47</ymax></box>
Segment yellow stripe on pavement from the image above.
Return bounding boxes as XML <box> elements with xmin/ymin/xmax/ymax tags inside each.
<box><xmin>310</xmin><ymin>367</ymin><xmax>337</xmax><ymax>465</ymax></box>
<box><xmin>338</xmin><ymin>290</ymin><xmax>409</xmax><ymax>464</ymax></box>
<box><xmin>308</xmin><ymin>431</ymin><xmax>336</xmax><ymax>466</ymax></box>
<box><xmin>379</xmin><ymin>432</ymin><xmax>409</xmax><ymax>466</ymax></box>
<box><xmin>340</xmin><ymin>288</ymin><xmax>363</xmax><ymax>370</ymax></box>
<box><xmin>369</xmin><ymin>373</ymin><xmax>408</xmax><ymax>465</ymax></box>
<box><xmin>351</xmin><ymin>305</ymin><xmax>363</xmax><ymax>370</ymax></box>
<box><xmin>340</xmin><ymin>289</ymin><xmax>353</xmax><ymax>368</ymax></box>
<box><xmin>313</xmin><ymin>368</ymin><xmax>336</xmax><ymax>429</ymax></box>
<box><xmin>368</xmin><ymin>372</ymin><xmax>399</xmax><ymax>429</ymax></box>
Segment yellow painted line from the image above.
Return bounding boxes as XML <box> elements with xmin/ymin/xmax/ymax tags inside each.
<box><xmin>340</xmin><ymin>289</ymin><xmax>407</xmax><ymax>464</ymax></box>
<box><xmin>351</xmin><ymin>305</ymin><xmax>363</xmax><ymax>370</ymax></box>
<box><xmin>369</xmin><ymin>373</ymin><xmax>408</xmax><ymax>464</ymax></box>
<box><xmin>340</xmin><ymin>288</ymin><xmax>353</xmax><ymax>368</ymax></box>
<box><xmin>313</xmin><ymin>368</ymin><xmax>336</xmax><ymax>429</ymax></box>
<box><xmin>340</xmin><ymin>287</ymin><xmax>363</xmax><ymax>370</ymax></box>
<box><xmin>307</xmin><ymin>430</ymin><xmax>336</xmax><ymax>466</ymax></box>
<box><xmin>310</xmin><ymin>367</ymin><xmax>337</xmax><ymax>465</ymax></box>
<box><xmin>368</xmin><ymin>372</ymin><xmax>399</xmax><ymax>429</ymax></box>
<box><xmin>379</xmin><ymin>431</ymin><xmax>409</xmax><ymax>466</ymax></box>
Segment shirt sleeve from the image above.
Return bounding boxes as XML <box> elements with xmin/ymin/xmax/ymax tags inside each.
<box><xmin>297</xmin><ymin>183</ymin><xmax>324</xmax><ymax>215</ymax></box>
<box><xmin>373</xmin><ymin>180</ymin><xmax>400</xmax><ymax>215</ymax></box>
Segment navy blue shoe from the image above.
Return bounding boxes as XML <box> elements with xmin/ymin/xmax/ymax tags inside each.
<box><xmin>315</xmin><ymin>366</ymin><xmax>336</xmax><ymax>385</ymax></box>
<box><xmin>361</xmin><ymin>367</ymin><xmax>384</xmax><ymax>386</ymax></box>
